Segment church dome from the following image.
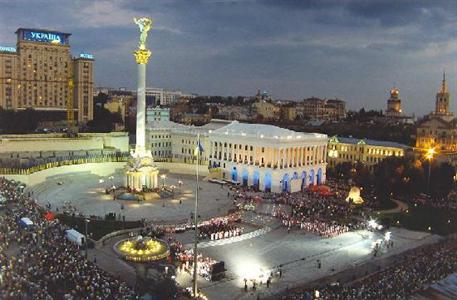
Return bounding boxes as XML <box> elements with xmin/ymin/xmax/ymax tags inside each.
<box><xmin>390</xmin><ymin>87</ymin><xmax>399</xmax><ymax>97</ymax></box>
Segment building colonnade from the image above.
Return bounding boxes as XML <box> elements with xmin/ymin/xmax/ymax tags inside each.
<box><xmin>210</xmin><ymin>141</ymin><xmax>327</xmax><ymax>169</ymax></box>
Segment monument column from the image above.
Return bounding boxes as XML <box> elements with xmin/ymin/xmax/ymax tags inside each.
<box><xmin>125</xmin><ymin>17</ymin><xmax>159</xmax><ymax>192</ymax></box>
<box><xmin>135</xmin><ymin>62</ymin><xmax>147</xmax><ymax>154</ymax></box>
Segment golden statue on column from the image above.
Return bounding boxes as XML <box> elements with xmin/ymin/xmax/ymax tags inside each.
<box><xmin>133</xmin><ymin>17</ymin><xmax>152</xmax><ymax>65</ymax></box>
<box><xmin>125</xmin><ymin>16</ymin><xmax>159</xmax><ymax>193</ymax></box>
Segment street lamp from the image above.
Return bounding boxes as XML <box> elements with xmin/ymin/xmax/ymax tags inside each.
<box><xmin>178</xmin><ymin>180</ymin><xmax>183</xmax><ymax>194</ymax></box>
<box><xmin>425</xmin><ymin>148</ymin><xmax>435</xmax><ymax>193</ymax></box>
<box><xmin>84</xmin><ymin>218</ymin><xmax>90</xmax><ymax>259</ymax></box>
<box><xmin>161</xmin><ymin>174</ymin><xmax>167</xmax><ymax>188</ymax></box>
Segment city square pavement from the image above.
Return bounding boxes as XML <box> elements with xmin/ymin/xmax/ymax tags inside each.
<box><xmin>30</xmin><ymin>169</ymin><xmax>234</xmax><ymax>222</ymax></box>
<box><xmin>27</xmin><ymin>170</ymin><xmax>442</xmax><ymax>300</ymax></box>
<box><xmin>175</xmin><ymin>223</ymin><xmax>441</xmax><ymax>300</ymax></box>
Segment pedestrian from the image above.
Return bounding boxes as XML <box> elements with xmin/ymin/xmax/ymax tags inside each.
<box><xmin>279</xmin><ymin>268</ymin><xmax>282</xmax><ymax>278</ymax></box>
<box><xmin>267</xmin><ymin>278</ymin><xmax>271</xmax><ymax>288</ymax></box>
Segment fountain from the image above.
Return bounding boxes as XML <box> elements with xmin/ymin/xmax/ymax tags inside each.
<box><xmin>114</xmin><ymin>235</ymin><xmax>169</xmax><ymax>262</ymax></box>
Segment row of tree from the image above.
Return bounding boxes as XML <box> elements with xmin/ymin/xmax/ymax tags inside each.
<box><xmin>0</xmin><ymin>108</ymin><xmax>43</xmax><ymax>133</ymax></box>
<box><xmin>0</xmin><ymin>93</ymin><xmax>123</xmax><ymax>134</ymax></box>
<box><xmin>328</xmin><ymin>156</ymin><xmax>455</xmax><ymax>203</ymax></box>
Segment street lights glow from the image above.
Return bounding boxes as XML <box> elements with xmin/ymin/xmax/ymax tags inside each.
<box><xmin>368</xmin><ymin>219</ymin><xmax>377</xmax><ymax>229</ymax></box>
<box><xmin>160</xmin><ymin>174</ymin><xmax>167</xmax><ymax>187</ymax></box>
<box><xmin>425</xmin><ymin>148</ymin><xmax>435</xmax><ymax>160</ymax></box>
<box><xmin>368</xmin><ymin>219</ymin><xmax>382</xmax><ymax>230</ymax></box>
<box><xmin>234</xmin><ymin>260</ymin><xmax>268</xmax><ymax>283</ymax></box>
<box><xmin>425</xmin><ymin>147</ymin><xmax>435</xmax><ymax>194</ymax></box>
<box><xmin>384</xmin><ymin>231</ymin><xmax>391</xmax><ymax>241</ymax></box>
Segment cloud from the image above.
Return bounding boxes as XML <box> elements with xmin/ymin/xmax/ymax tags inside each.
<box><xmin>0</xmin><ymin>0</ymin><xmax>456</xmax><ymax>115</ymax></box>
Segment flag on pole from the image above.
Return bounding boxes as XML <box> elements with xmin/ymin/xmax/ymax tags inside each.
<box><xmin>194</xmin><ymin>140</ymin><xmax>204</xmax><ymax>156</ymax></box>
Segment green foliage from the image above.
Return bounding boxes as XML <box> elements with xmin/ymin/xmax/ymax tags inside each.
<box><xmin>93</xmin><ymin>92</ymin><xmax>109</xmax><ymax>107</ymax></box>
<box><xmin>374</xmin><ymin>157</ymin><xmax>455</xmax><ymax>201</ymax></box>
<box><xmin>330</xmin><ymin>157</ymin><xmax>455</xmax><ymax>204</ymax></box>
<box><xmin>86</xmin><ymin>106</ymin><xmax>122</xmax><ymax>132</ymax></box>
<box><xmin>391</xmin><ymin>206</ymin><xmax>457</xmax><ymax>235</ymax></box>
<box><xmin>0</xmin><ymin>108</ymin><xmax>41</xmax><ymax>133</ymax></box>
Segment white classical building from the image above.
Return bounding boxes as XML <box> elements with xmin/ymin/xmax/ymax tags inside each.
<box><xmin>146</xmin><ymin>119</ymin><xmax>328</xmax><ymax>193</ymax></box>
<box><xmin>146</xmin><ymin>119</ymin><xmax>231</xmax><ymax>164</ymax></box>
<box><xmin>208</xmin><ymin>121</ymin><xmax>328</xmax><ymax>192</ymax></box>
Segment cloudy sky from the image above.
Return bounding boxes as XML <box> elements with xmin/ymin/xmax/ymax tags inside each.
<box><xmin>1</xmin><ymin>0</ymin><xmax>456</xmax><ymax>115</ymax></box>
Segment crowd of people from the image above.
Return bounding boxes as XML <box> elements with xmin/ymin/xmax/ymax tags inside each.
<box><xmin>198</xmin><ymin>217</ymin><xmax>243</xmax><ymax>240</ymax></box>
<box><xmin>289</xmin><ymin>239</ymin><xmax>457</xmax><ymax>300</ymax></box>
<box><xmin>233</xmin><ymin>186</ymin><xmax>360</xmax><ymax>238</ymax></box>
<box><xmin>299</xmin><ymin>221</ymin><xmax>350</xmax><ymax>238</ymax></box>
<box><xmin>0</xmin><ymin>178</ymin><xmax>137</xmax><ymax>299</ymax></box>
<box><xmin>413</xmin><ymin>193</ymin><xmax>457</xmax><ymax>210</ymax></box>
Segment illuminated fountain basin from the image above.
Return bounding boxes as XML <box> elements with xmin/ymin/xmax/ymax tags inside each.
<box><xmin>114</xmin><ymin>236</ymin><xmax>170</xmax><ymax>262</ymax></box>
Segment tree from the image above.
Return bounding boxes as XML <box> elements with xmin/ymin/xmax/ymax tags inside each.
<box><xmin>430</xmin><ymin>162</ymin><xmax>455</xmax><ymax>198</ymax></box>
<box><xmin>94</xmin><ymin>92</ymin><xmax>110</xmax><ymax>108</ymax></box>
<box><xmin>86</xmin><ymin>107</ymin><xmax>122</xmax><ymax>132</ymax></box>
<box><xmin>0</xmin><ymin>108</ymin><xmax>40</xmax><ymax>133</ymax></box>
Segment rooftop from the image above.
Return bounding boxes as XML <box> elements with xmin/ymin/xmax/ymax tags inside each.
<box><xmin>331</xmin><ymin>136</ymin><xmax>408</xmax><ymax>149</ymax></box>
<box><xmin>211</xmin><ymin>121</ymin><xmax>327</xmax><ymax>141</ymax></box>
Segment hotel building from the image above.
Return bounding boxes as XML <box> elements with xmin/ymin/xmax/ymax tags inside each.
<box><xmin>0</xmin><ymin>28</ymin><xmax>94</xmax><ymax>123</ymax></box>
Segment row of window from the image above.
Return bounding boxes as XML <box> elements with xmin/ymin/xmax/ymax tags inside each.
<box><xmin>151</xmin><ymin>134</ymin><xmax>171</xmax><ymax>139</ymax></box>
<box><xmin>152</xmin><ymin>142</ymin><xmax>171</xmax><ymax>147</ymax></box>
<box><xmin>153</xmin><ymin>150</ymin><xmax>171</xmax><ymax>156</ymax></box>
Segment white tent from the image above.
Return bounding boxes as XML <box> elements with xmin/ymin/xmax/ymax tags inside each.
<box><xmin>19</xmin><ymin>217</ymin><xmax>34</xmax><ymax>227</ymax></box>
<box><xmin>65</xmin><ymin>229</ymin><xmax>85</xmax><ymax>246</ymax></box>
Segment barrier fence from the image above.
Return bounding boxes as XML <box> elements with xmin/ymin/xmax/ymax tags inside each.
<box><xmin>0</xmin><ymin>153</ymin><xmax>130</xmax><ymax>175</ymax></box>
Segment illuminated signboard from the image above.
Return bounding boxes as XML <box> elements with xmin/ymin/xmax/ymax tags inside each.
<box><xmin>0</xmin><ymin>46</ymin><xmax>16</xmax><ymax>53</ymax></box>
<box><xmin>79</xmin><ymin>53</ymin><xmax>94</xmax><ymax>59</ymax></box>
<box><xmin>20</xmin><ymin>29</ymin><xmax>69</xmax><ymax>45</ymax></box>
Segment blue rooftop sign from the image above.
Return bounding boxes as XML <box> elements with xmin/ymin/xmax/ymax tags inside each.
<box><xmin>0</xmin><ymin>46</ymin><xmax>16</xmax><ymax>53</ymax></box>
<box><xmin>79</xmin><ymin>53</ymin><xmax>94</xmax><ymax>59</ymax></box>
<box><xmin>17</xmin><ymin>28</ymin><xmax>70</xmax><ymax>45</ymax></box>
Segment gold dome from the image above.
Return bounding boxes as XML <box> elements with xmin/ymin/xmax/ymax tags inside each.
<box><xmin>390</xmin><ymin>87</ymin><xmax>399</xmax><ymax>97</ymax></box>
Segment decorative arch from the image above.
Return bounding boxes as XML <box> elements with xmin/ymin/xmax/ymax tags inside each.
<box><xmin>242</xmin><ymin>168</ymin><xmax>249</xmax><ymax>186</ymax></box>
<box><xmin>309</xmin><ymin>169</ymin><xmax>315</xmax><ymax>185</ymax></box>
<box><xmin>264</xmin><ymin>172</ymin><xmax>272</xmax><ymax>192</ymax></box>
<box><xmin>231</xmin><ymin>166</ymin><xmax>238</xmax><ymax>182</ymax></box>
<box><xmin>317</xmin><ymin>168</ymin><xmax>323</xmax><ymax>185</ymax></box>
<box><xmin>301</xmin><ymin>171</ymin><xmax>307</xmax><ymax>190</ymax></box>
<box><xmin>282</xmin><ymin>173</ymin><xmax>290</xmax><ymax>192</ymax></box>
<box><xmin>253</xmin><ymin>169</ymin><xmax>260</xmax><ymax>188</ymax></box>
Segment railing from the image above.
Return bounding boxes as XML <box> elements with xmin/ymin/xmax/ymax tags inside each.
<box><xmin>0</xmin><ymin>153</ymin><xmax>130</xmax><ymax>175</ymax></box>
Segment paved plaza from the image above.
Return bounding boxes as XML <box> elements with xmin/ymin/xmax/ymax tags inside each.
<box><xmin>31</xmin><ymin>169</ymin><xmax>234</xmax><ymax>222</ymax></box>
<box><xmin>175</xmin><ymin>224</ymin><xmax>441</xmax><ymax>300</ymax></box>
<box><xmin>25</xmin><ymin>169</ymin><xmax>444</xmax><ymax>300</ymax></box>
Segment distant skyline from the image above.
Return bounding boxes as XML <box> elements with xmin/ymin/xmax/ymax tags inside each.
<box><xmin>0</xmin><ymin>0</ymin><xmax>456</xmax><ymax>115</ymax></box>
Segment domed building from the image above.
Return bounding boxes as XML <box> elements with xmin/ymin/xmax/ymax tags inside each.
<box><xmin>416</xmin><ymin>72</ymin><xmax>457</xmax><ymax>154</ymax></box>
<box><xmin>386</xmin><ymin>87</ymin><xmax>402</xmax><ymax>117</ymax></box>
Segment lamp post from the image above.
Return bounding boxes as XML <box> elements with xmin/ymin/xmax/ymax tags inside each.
<box><xmin>193</xmin><ymin>134</ymin><xmax>201</xmax><ymax>298</ymax></box>
<box><xmin>84</xmin><ymin>218</ymin><xmax>90</xmax><ymax>259</ymax></box>
<box><xmin>178</xmin><ymin>180</ymin><xmax>183</xmax><ymax>194</ymax></box>
<box><xmin>425</xmin><ymin>148</ymin><xmax>435</xmax><ymax>194</ymax></box>
<box><xmin>161</xmin><ymin>174</ymin><xmax>167</xmax><ymax>188</ymax></box>
<box><xmin>108</xmin><ymin>176</ymin><xmax>114</xmax><ymax>191</ymax></box>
